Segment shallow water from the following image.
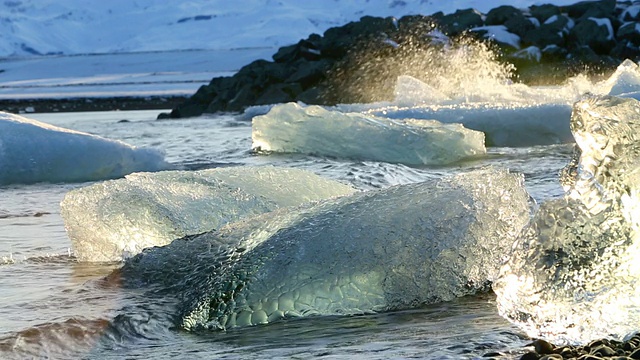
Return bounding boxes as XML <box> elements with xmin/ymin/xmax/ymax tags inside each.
<box><xmin>0</xmin><ymin>110</ymin><xmax>572</xmax><ymax>359</ymax></box>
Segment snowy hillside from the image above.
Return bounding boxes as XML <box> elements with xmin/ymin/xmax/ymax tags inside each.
<box><xmin>0</xmin><ymin>0</ymin><xmax>584</xmax><ymax>57</ymax></box>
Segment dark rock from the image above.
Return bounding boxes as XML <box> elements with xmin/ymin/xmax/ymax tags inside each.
<box><xmin>190</xmin><ymin>84</ymin><xmax>217</xmax><ymax>105</ymax></box>
<box><xmin>621</xmin><ymin>5</ymin><xmax>640</xmax><ymax>22</ymax></box>
<box><xmin>156</xmin><ymin>112</ymin><xmax>172</xmax><ymax>120</ymax></box>
<box><xmin>562</xmin><ymin>0</ymin><xmax>616</xmax><ymax>19</ymax></box>
<box><xmin>272</xmin><ymin>37</ymin><xmax>322</xmax><ymax>63</ymax></box>
<box><xmin>504</xmin><ymin>14</ymin><xmax>537</xmax><ymax>38</ymax></box>
<box><xmin>617</xmin><ymin>22</ymin><xmax>640</xmax><ymax>46</ymax></box>
<box><xmin>631</xmin><ymin>347</ymin><xmax>640</xmax><ymax>359</ymax></box>
<box><xmin>530</xmin><ymin>4</ymin><xmax>561</xmax><ymax>23</ymax></box>
<box><xmin>205</xmin><ymin>97</ymin><xmax>227</xmax><ymax>113</ymax></box>
<box><xmin>486</xmin><ymin>5</ymin><xmax>524</xmax><ymax>25</ymax></box>
<box><xmin>542</xmin><ymin>44</ymin><xmax>569</xmax><ymax>62</ymax></box>
<box><xmin>544</xmin><ymin>14</ymin><xmax>574</xmax><ymax>34</ymax></box>
<box><xmin>520</xmin><ymin>352</ymin><xmax>540</xmax><ymax>360</ymax></box>
<box><xmin>173</xmin><ymin>103</ymin><xmax>208</xmax><ymax>118</ymax></box>
<box><xmin>556</xmin><ymin>345</ymin><xmax>579</xmax><ymax>358</ymax></box>
<box><xmin>226</xmin><ymin>84</ymin><xmax>258</xmax><ymax>112</ymax></box>
<box><xmin>569</xmin><ymin>17</ymin><xmax>616</xmax><ymax>54</ymax></box>
<box><xmin>285</xmin><ymin>59</ymin><xmax>331</xmax><ymax>88</ymax></box>
<box><xmin>438</xmin><ymin>8</ymin><xmax>484</xmax><ymax>35</ymax></box>
<box><xmin>539</xmin><ymin>354</ymin><xmax>562</xmax><ymax>360</ymax></box>
<box><xmin>321</xmin><ymin>15</ymin><xmax>397</xmax><ymax>59</ymax></box>
<box><xmin>235</xmin><ymin>59</ymin><xmax>293</xmax><ymax>84</ymax></box>
<box><xmin>295</xmin><ymin>86</ymin><xmax>323</xmax><ymax>104</ymax></box>
<box><xmin>591</xmin><ymin>345</ymin><xmax>616</xmax><ymax>357</ymax></box>
<box><xmin>576</xmin><ymin>355</ymin><xmax>605</xmax><ymax>360</ymax></box>
<box><xmin>587</xmin><ymin>339</ymin><xmax>607</xmax><ymax>350</ymax></box>
<box><xmin>254</xmin><ymin>83</ymin><xmax>303</xmax><ymax>105</ymax></box>
<box><xmin>523</xmin><ymin>25</ymin><xmax>566</xmax><ymax>48</ymax></box>
<box><xmin>532</xmin><ymin>339</ymin><xmax>555</xmax><ymax>355</ymax></box>
<box><xmin>623</xmin><ymin>341</ymin><xmax>635</xmax><ymax>352</ymax></box>
<box><xmin>272</xmin><ymin>43</ymin><xmax>298</xmax><ymax>63</ymax></box>
<box><xmin>567</xmin><ymin>45</ymin><xmax>618</xmax><ymax>69</ymax></box>
<box><xmin>398</xmin><ymin>14</ymin><xmax>436</xmax><ymax>31</ymax></box>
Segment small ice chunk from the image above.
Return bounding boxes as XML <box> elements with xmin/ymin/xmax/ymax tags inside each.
<box><xmin>252</xmin><ymin>102</ymin><xmax>485</xmax><ymax>165</ymax></box>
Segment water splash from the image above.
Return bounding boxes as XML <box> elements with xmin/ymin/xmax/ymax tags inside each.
<box><xmin>323</xmin><ymin>24</ymin><xmax>516</xmax><ymax>105</ymax></box>
<box><xmin>494</xmin><ymin>95</ymin><xmax>640</xmax><ymax>344</ymax></box>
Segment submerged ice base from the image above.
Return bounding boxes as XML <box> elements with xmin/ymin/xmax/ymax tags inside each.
<box><xmin>61</xmin><ymin>166</ymin><xmax>355</xmax><ymax>262</ymax></box>
<box><xmin>494</xmin><ymin>95</ymin><xmax>640</xmax><ymax>344</ymax></box>
<box><xmin>0</xmin><ymin>112</ymin><xmax>169</xmax><ymax>185</ymax></box>
<box><xmin>252</xmin><ymin>102</ymin><xmax>485</xmax><ymax>165</ymax></box>
<box><xmin>120</xmin><ymin>167</ymin><xmax>531</xmax><ymax>331</ymax></box>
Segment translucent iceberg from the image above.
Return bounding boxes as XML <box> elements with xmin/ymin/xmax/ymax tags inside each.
<box><xmin>61</xmin><ymin>166</ymin><xmax>355</xmax><ymax>262</ymax></box>
<box><xmin>120</xmin><ymin>167</ymin><xmax>531</xmax><ymax>331</ymax></box>
<box><xmin>252</xmin><ymin>102</ymin><xmax>485</xmax><ymax>165</ymax></box>
<box><xmin>494</xmin><ymin>95</ymin><xmax>640</xmax><ymax>344</ymax></box>
<box><xmin>358</xmin><ymin>102</ymin><xmax>574</xmax><ymax>147</ymax></box>
<box><xmin>0</xmin><ymin>112</ymin><xmax>169</xmax><ymax>185</ymax></box>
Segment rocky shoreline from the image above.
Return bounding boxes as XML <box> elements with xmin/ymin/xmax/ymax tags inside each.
<box><xmin>3</xmin><ymin>0</ymin><xmax>639</xmax><ymax>118</ymax></box>
<box><xmin>487</xmin><ymin>335</ymin><xmax>640</xmax><ymax>359</ymax></box>
<box><xmin>0</xmin><ymin>96</ymin><xmax>188</xmax><ymax>114</ymax></box>
<box><xmin>159</xmin><ymin>0</ymin><xmax>640</xmax><ymax>119</ymax></box>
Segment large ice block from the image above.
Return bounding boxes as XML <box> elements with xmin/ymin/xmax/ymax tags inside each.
<box><xmin>252</xmin><ymin>102</ymin><xmax>485</xmax><ymax>165</ymax></box>
<box><xmin>119</xmin><ymin>167</ymin><xmax>531</xmax><ymax>331</ymax></box>
<box><xmin>61</xmin><ymin>166</ymin><xmax>355</xmax><ymax>262</ymax></box>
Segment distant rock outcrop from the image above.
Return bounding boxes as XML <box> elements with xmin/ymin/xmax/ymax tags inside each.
<box><xmin>159</xmin><ymin>0</ymin><xmax>640</xmax><ymax>119</ymax></box>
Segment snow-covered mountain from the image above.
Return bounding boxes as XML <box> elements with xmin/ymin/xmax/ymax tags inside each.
<box><xmin>0</xmin><ymin>0</ymin><xmax>584</xmax><ymax>57</ymax></box>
